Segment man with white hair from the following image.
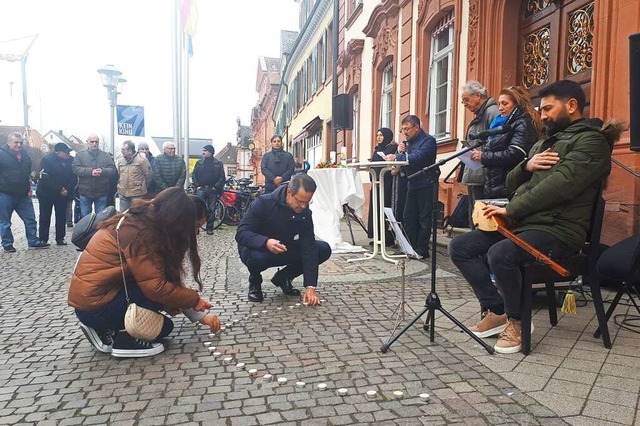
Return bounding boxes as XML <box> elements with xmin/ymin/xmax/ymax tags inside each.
<box><xmin>459</xmin><ymin>81</ymin><xmax>499</xmax><ymax>228</ymax></box>
<box><xmin>153</xmin><ymin>141</ymin><xmax>186</xmax><ymax>190</ymax></box>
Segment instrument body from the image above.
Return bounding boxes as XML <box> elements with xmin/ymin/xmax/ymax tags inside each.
<box><xmin>472</xmin><ymin>201</ymin><xmax>570</xmax><ymax>277</ymax></box>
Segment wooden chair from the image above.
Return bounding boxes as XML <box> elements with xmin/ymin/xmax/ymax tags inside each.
<box><xmin>519</xmin><ymin>189</ymin><xmax>611</xmax><ymax>355</ymax></box>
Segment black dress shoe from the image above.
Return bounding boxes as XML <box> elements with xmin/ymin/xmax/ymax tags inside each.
<box><xmin>248</xmin><ymin>281</ymin><xmax>264</xmax><ymax>302</ymax></box>
<box><xmin>56</xmin><ymin>240</ymin><xmax>67</xmax><ymax>246</ymax></box>
<box><xmin>271</xmin><ymin>272</ymin><xmax>301</xmax><ymax>296</ymax></box>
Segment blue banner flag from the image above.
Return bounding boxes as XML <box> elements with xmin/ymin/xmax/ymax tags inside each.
<box><xmin>116</xmin><ymin>105</ymin><xmax>145</xmax><ymax>137</ymax></box>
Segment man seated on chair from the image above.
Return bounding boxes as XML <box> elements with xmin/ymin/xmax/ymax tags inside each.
<box><xmin>448</xmin><ymin>80</ymin><xmax>613</xmax><ymax>354</ymax></box>
<box><xmin>236</xmin><ymin>174</ymin><xmax>331</xmax><ymax>305</ymax></box>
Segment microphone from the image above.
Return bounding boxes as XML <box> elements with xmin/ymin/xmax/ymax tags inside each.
<box><xmin>468</xmin><ymin>124</ymin><xmax>512</xmax><ymax>140</ymax></box>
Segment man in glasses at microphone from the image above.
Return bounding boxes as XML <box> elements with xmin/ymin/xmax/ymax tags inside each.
<box><xmin>385</xmin><ymin>115</ymin><xmax>437</xmax><ymax>259</ymax></box>
<box><xmin>449</xmin><ymin>80</ymin><xmax>614</xmax><ymax>354</ymax></box>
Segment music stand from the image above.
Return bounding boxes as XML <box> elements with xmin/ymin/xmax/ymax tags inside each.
<box><xmin>381</xmin><ymin>141</ymin><xmax>495</xmax><ymax>354</ymax></box>
<box><xmin>382</xmin><ymin>208</ymin><xmax>420</xmax><ymax>342</ymax></box>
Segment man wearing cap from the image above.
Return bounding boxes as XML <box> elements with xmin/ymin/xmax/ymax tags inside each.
<box><xmin>137</xmin><ymin>142</ymin><xmax>158</xmax><ymax>199</ymax></box>
<box><xmin>72</xmin><ymin>134</ymin><xmax>117</xmax><ymax>218</ymax></box>
<box><xmin>116</xmin><ymin>140</ymin><xmax>153</xmax><ymax>212</ymax></box>
<box><xmin>0</xmin><ymin>132</ymin><xmax>50</xmax><ymax>251</ymax></box>
<box><xmin>37</xmin><ymin>143</ymin><xmax>77</xmax><ymax>245</ymax></box>
<box><xmin>192</xmin><ymin>144</ymin><xmax>225</xmax><ymax>234</ymax></box>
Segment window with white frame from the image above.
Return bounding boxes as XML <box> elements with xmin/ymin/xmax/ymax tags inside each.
<box><xmin>306</xmin><ymin>132</ymin><xmax>322</xmax><ymax>168</ymax></box>
<box><xmin>351</xmin><ymin>92</ymin><xmax>359</xmax><ymax>160</ymax></box>
<box><xmin>380</xmin><ymin>64</ymin><xmax>393</xmax><ymax>128</ymax></box>
<box><xmin>428</xmin><ymin>14</ymin><xmax>454</xmax><ymax>140</ymax></box>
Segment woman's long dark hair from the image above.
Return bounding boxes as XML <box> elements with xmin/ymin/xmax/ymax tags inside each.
<box><xmin>101</xmin><ymin>187</ymin><xmax>204</xmax><ymax>291</ymax></box>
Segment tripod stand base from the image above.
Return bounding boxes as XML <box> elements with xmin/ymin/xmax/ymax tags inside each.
<box><xmin>380</xmin><ymin>292</ymin><xmax>495</xmax><ymax>355</ymax></box>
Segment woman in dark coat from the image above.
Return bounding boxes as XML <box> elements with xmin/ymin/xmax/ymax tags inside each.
<box><xmin>367</xmin><ymin>128</ymin><xmax>397</xmax><ymax>245</ymax></box>
<box><xmin>470</xmin><ymin>86</ymin><xmax>542</xmax><ymax>199</ymax></box>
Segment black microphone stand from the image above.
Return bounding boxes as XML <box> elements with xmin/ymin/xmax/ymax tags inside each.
<box><xmin>381</xmin><ymin>139</ymin><xmax>495</xmax><ymax>354</ymax></box>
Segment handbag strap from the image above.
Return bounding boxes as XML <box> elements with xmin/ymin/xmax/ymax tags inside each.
<box><xmin>114</xmin><ymin>215</ymin><xmax>131</xmax><ymax>304</ymax></box>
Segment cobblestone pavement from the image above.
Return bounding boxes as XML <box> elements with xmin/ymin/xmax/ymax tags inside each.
<box><xmin>0</xmin><ymin>208</ymin><xmax>638</xmax><ymax>425</ymax></box>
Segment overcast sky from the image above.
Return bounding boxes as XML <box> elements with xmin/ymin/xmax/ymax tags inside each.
<box><xmin>0</xmin><ymin>0</ymin><xmax>299</xmax><ymax>153</ymax></box>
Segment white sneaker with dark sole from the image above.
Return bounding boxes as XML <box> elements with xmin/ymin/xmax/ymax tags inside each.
<box><xmin>111</xmin><ymin>331</ymin><xmax>165</xmax><ymax>358</ymax></box>
<box><xmin>79</xmin><ymin>324</ymin><xmax>113</xmax><ymax>354</ymax></box>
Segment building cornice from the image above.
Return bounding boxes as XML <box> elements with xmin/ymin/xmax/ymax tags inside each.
<box><xmin>272</xmin><ymin>0</ymin><xmax>332</xmax><ymax>124</ymax></box>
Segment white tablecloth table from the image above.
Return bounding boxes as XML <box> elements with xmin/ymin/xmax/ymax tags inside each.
<box><xmin>307</xmin><ymin>168</ymin><xmax>365</xmax><ymax>253</ymax></box>
<box><xmin>347</xmin><ymin>161</ymin><xmax>409</xmax><ymax>264</ymax></box>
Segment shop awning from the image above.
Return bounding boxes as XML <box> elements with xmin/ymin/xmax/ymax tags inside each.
<box><xmin>293</xmin><ymin>116</ymin><xmax>323</xmax><ymax>144</ymax></box>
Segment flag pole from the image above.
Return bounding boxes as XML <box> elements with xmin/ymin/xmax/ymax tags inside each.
<box><xmin>183</xmin><ymin>31</ymin><xmax>190</xmax><ymax>189</ymax></box>
<box><xmin>172</xmin><ymin>0</ymin><xmax>182</xmax><ymax>167</ymax></box>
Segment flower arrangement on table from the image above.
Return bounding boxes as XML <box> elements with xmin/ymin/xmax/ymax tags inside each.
<box><xmin>315</xmin><ymin>161</ymin><xmax>345</xmax><ymax>169</ymax></box>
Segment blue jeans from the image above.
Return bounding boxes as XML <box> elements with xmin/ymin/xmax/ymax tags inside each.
<box><xmin>75</xmin><ymin>279</ymin><xmax>174</xmax><ymax>339</ymax></box>
<box><xmin>118</xmin><ymin>195</ymin><xmax>143</xmax><ymax>212</ymax></box>
<box><xmin>196</xmin><ymin>187</ymin><xmax>220</xmax><ymax>231</ymax></box>
<box><xmin>0</xmin><ymin>192</ymin><xmax>40</xmax><ymax>247</ymax></box>
<box><xmin>79</xmin><ymin>195</ymin><xmax>107</xmax><ymax>218</ymax></box>
<box><xmin>239</xmin><ymin>240</ymin><xmax>332</xmax><ymax>285</ymax></box>
<box><xmin>403</xmin><ymin>186</ymin><xmax>433</xmax><ymax>255</ymax></box>
<box><xmin>448</xmin><ymin>229</ymin><xmax>574</xmax><ymax>317</ymax></box>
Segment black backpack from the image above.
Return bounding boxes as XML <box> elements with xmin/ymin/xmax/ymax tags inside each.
<box><xmin>442</xmin><ymin>194</ymin><xmax>470</xmax><ymax>235</ymax></box>
<box><xmin>71</xmin><ymin>206</ymin><xmax>117</xmax><ymax>250</ymax></box>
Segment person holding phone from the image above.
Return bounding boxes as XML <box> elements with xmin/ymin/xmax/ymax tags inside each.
<box><xmin>469</xmin><ymin>86</ymin><xmax>541</xmax><ymax>199</ymax></box>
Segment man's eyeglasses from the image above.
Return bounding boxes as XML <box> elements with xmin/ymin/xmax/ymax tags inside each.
<box><xmin>292</xmin><ymin>194</ymin><xmax>312</xmax><ymax>207</ymax></box>
<box><xmin>401</xmin><ymin>125</ymin><xmax>416</xmax><ymax>133</ymax></box>
<box><xmin>461</xmin><ymin>93</ymin><xmax>479</xmax><ymax>104</ymax></box>
<box><xmin>88</xmin><ymin>140</ymin><xmax>99</xmax><ymax>144</ymax></box>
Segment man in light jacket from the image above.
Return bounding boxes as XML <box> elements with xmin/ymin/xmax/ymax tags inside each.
<box><xmin>116</xmin><ymin>140</ymin><xmax>153</xmax><ymax>212</ymax></box>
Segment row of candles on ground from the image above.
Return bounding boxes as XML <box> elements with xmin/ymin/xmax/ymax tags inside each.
<box><xmin>203</xmin><ymin>305</ymin><xmax>430</xmax><ymax>402</ymax></box>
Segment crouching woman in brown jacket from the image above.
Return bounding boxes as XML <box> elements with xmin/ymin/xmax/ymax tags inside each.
<box><xmin>68</xmin><ymin>187</ymin><xmax>220</xmax><ymax>357</ymax></box>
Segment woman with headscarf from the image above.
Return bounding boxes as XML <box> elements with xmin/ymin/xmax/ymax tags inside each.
<box><xmin>367</xmin><ymin>127</ymin><xmax>397</xmax><ymax>245</ymax></box>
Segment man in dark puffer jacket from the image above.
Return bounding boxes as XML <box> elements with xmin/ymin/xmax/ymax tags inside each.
<box><xmin>0</xmin><ymin>132</ymin><xmax>50</xmax><ymax>251</ymax></box>
<box><xmin>449</xmin><ymin>80</ymin><xmax>613</xmax><ymax>355</ymax></box>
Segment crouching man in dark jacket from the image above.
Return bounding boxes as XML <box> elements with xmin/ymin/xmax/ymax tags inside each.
<box><xmin>235</xmin><ymin>174</ymin><xmax>331</xmax><ymax>304</ymax></box>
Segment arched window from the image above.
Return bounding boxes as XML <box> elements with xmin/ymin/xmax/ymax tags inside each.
<box><xmin>380</xmin><ymin>64</ymin><xmax>394</xmax><ymax>128</ymax></box>
<box><xmin>427</xmin><ymin>12</ymin><xmax>454</xmax><ymax>141</ymax></box>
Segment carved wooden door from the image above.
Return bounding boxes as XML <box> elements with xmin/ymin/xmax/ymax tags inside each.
<box><xmin>518</xmin><ymin>0</ymin><xmax>594</xmax><ymax>113</ymax></box>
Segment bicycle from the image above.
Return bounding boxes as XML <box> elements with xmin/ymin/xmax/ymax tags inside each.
<box><xmin>188</xmin><ymin>184</ymin><xmax>226</xmax><ymax>231</ymax></box>
<box><xmin>218</xmin><ymin>177</ymin><xmax>261</xmax><ymax>226</ymax></box>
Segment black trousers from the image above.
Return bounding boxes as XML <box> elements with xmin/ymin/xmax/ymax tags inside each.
<box><xmin>240</xmin><ymin>240</ymin><xmax>332</xmax><ymax>285</ymax></box>
<box><xmin>38</xmin><ymin>196</ymin><xmax>68</xmax><ymax>243</ymax></box>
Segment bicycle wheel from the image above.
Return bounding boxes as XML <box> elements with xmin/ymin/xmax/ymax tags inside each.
<box><xmin>211</xmin><ymin>199</ymin><xmax>226</xmax><ymax>230</ymax></box>
<box><xmin>223</xmin><ymin>206</ymin><xmax>242</xmax><ymax>226</ymax></box>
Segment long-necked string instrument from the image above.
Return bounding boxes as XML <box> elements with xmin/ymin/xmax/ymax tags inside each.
<box><xmin>472</xmin><ymin>201</ymin><xmax>570</xmax><ymax>277</ymax></box>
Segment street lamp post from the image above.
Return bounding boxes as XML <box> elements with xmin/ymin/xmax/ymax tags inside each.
<box><xmin>97</xmin><ymin>64</ymin><xmax>124</xmax><ymax>155</ymax></box>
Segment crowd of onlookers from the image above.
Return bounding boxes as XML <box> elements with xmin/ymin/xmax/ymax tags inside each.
<box><xmin>0</xmin><ymin>133</ymin><xmax>195</xmax><ymax>252</ymax></box>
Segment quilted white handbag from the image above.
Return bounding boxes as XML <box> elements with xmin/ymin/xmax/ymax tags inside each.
<box><xmin>116</xmin><ymin>216</ymin><xmax>163</xmax><ymax>341</ymax></box>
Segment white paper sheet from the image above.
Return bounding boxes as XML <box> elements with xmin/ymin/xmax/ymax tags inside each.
<box><xmin>459</xmin><ymin>150</ymin><xmax>483</xmax><ymax>170</ymax></box>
